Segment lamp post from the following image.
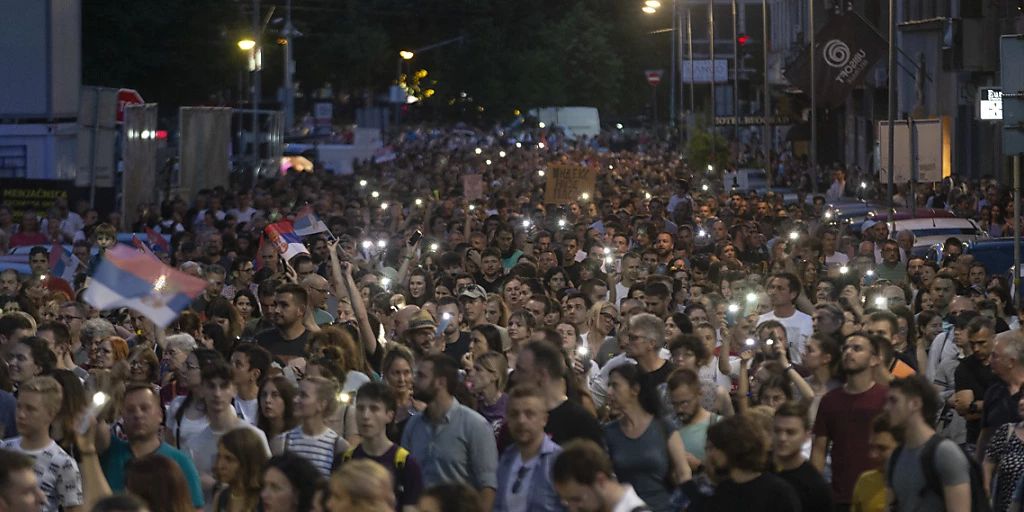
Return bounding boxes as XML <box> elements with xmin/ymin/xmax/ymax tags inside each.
<box><xmin>396</xmin><ymin>51</ymin><xmax>414</xmax><ymax>125</ymax></box>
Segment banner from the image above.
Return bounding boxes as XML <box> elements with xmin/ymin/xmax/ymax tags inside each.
<box><xmin>122</xmin><ymin>103</ymin><xmax>159</xmax><ymax>231</ymax></box>
<box><xmin>784</xmin><ymin>14</ymin><xmax>886</xmax><ymax>108</ymax></box>
<box><xmin>179</xmin><ymin>107</ymin><xmax>232</xmax><ymax>200</ymax></box>
<box><xmin>0</xmin><ymin>179</ymin><xmax>73</xmax><ymax>222</ymax></box>
<box><xmin>543</xmin><ymin>163</ymin><xmax>597</xmax><ymax>205</ymax></box>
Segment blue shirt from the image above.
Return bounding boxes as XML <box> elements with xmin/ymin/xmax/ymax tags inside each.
<box><xmin>401</xmin><ymin>398</ymin><xmax>498</xmax><ymax>490</ymax></box>
<box><xmin>99</xmin><ymin>435</ymin><xmax>205</xmax><ymax>508</ymax></box>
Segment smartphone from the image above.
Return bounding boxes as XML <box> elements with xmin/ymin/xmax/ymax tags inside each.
<box><xmin>408</xmin><ymin>230</ymin><xmax>423</xmax><ymax>247</ymax></box>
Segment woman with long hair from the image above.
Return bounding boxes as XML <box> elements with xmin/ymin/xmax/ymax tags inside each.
<box><xmin>404</xmin><ymin>267</ymin><xmax>434</xmax><ymax>308</ymax></box>
<box><xmin>505</xmin><ymin>311</ymin><xmax>534</xmax><ymax>364</ymax></box>
<box><xmin>381</xmin><ymin>345</ymin><xmax>424</xmax><ymax>441</ymax></box>
<box><xmin>125</xmin><ymin>454</ymin><xmax>196</xmax><ymax>512</ymax></box>
<box><xmin>305</xmin><ymin>347</ymin><xmax>359</xmax><ymax>445</ymax></box>
<box><xmin>126</xmin><ymin>346</ymin><xmax>160</xmax><ymax>386</ymax></box>
<box><xmin>468</xmin><ymin>351</ymin><xmax>509</xmax><ymax>438</ymax></box>
<box><xmin>233</xmin><ymin>289</ymin><xmax>260</xmax><ymax>324</ymax></box>
<box><xmin>49</xmin><ymin>368</ymin><xmax>86</xmax><ymax>456</ymax></box>
<box><xmin>582</xmin><ymin>301</ymin><xmax>617</xmax><ymax>357</ymax></box>
<box><xmin>273</xmin><ymin>376</ymin><xmax>349</xmax><ymax>475</ymax></box>
<box><xmin>258</xmin><ymin>375</ymin><xmax>299</xmax><ymax>441</ymax></box>
<box><xmin>544</xmin><ymin>267</ymin><xmax>572</xmax><ymax>297</ymax></box>
<box><xmin>165</xmin><ymin>348</ymin><xmax>223</xmax><ymax>448</ymax></box>
<box><xmin>260</xmin><ymin>454</ymin><xmax>324</xmax><ymax>512</ymax></box>
<box><xmin>465</xmin><ymin>324</ymin><xmax>505</xmax><ymax>369</ymax></box>
<box><xmin>484</xmin><ymin>294</ymin><xmax>510</xmax><ymax>327</ymax></box>
<box><xmin>206</xmin><ymin>297</ymin><xmax>245</xmax><ymax>341</ymax></box>
<box><xmin>212</xmin><ymin>427</ymin><xmax>271</xmax><ymax>512</ymax></box>
<box><xmin>306</xmin><ymin>326</ymin><xmax>371</xmax><ymax>391</ymax></box>
<box><xmin>604</xmin><ymin>363</ymin><xmax>691</xmax><ymax>511</ymax></box>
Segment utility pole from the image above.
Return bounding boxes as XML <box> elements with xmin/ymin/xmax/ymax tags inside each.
<box><xmin>731</xmin><ymin>0</ymin><xmax>739</xmax><ymax>144</ymax></box>
<box><xmin>709</xmin><ymin>0</ymin><xmax>716</xmax><ymax>133</ymax></box>
<box><xmin>282</xmin><ymin>0</ymin><xmax>296</xmax><ymax>131</ymax></box>
<box><xmin>809</xmin><ymin>0</ymin><xmax>818</xmax><ymax>194</ymax></box>
<box><xmin>886</xmin><ymin>0</ymin><xmax>896</xmax><ymax>222</ymax></box>
<box><xmin>687</xmin><ymin>7</ymin><xmax>695</xmax><ymax>114</ymax></box>
<box><xmin>670</xmin><ymin>0</ymin><xmax>677</xmax><ymax>127</ymax></box>
<box><xmin>251</xmin><ymin>0</ymin><xmax>262</xmax><ymax>183</ymax></box>
<box><xmin>763</xmin><ymin>0</ymin><xmax>771</xmax><ymax>191</ymax></box>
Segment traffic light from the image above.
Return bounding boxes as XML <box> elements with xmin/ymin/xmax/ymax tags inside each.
<box><xmin>737</xmin><ymin>34</ymin><xmax>750</xmax><ymax>46</ymax></box>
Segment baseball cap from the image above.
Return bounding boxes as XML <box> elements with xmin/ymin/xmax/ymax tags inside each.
<box><xmin>459</xmin><ymin>284</ymin><xmax>487</xmax><ymax>300</ymax></box>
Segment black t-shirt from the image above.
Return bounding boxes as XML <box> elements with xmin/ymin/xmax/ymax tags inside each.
<box><xmin>955</xmin><ymin>355</ymin><xmax>998</xmax><ymax>442</ymax></box>
<box><xmin>775</xmin><ymin>461</ymin><xmax>832</xmax><ymax>512</ymax></box>
<box><xmin>708</xmin><ymin>473</ymin><xmax>803</xmax><ymax>512</ymax></box>
<box><xmin>255</xmin><ymin>328</ymin><xmax>310</xmax><ymax>364</ymax></box>
<box><xmin>642</xmin><ymin>360</ymin><xmax>676</xmax><ymax>390</ymax></box>
<box><xmin>475</xmin><ymin>272</ymin><xmax>504</xmax><ymax>295</ymax></box>
<box><xmin>983</xmin><ymin>381</ymin><xmax>1023</xmax><ymax>430</ymax></box>
<box><xmin>333</xmin><ymin>443</ymin><xmax>424</xmax><ymax>508</ymax></box>
<box><xmin>442</xmin><ymin>331</ymin><xmax>472</xmax><ymax>363</ymax></box>
<box><xmin>546</xmin><ymin>399</ymin><xmax>604</xmax><ymax>447</ymax></box>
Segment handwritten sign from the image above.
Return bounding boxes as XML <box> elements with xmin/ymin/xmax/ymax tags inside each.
<box><xmin>544</xmin><ymin>164</ymin><xmax>597</xmax><ymax>204</ymax></box>
<box><xmin>462</xmin><ymin>174</ymin><xmax>484</xmax><ymax>201</ymax></box>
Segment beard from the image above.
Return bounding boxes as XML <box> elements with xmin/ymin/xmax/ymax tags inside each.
<box><xmin>412</xmin><ymin>385</ymin><xmax>436</xmax><ymax>403</ymax></box>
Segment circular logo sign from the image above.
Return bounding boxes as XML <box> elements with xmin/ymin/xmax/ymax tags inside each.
<box><xmin>822</xmin><ymin>39</ymin><xmax>851</xmax><ymax>68</ymax></box>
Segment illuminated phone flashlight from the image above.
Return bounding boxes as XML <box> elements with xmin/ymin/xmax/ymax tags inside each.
<box><xmin>359</xmin><ymin>179</ymin><xmax>367</xmax><ymax>187</ymax></box>
<box><xmin>874</xmin><ymin>296</ymin><xmax>887</xmax><ymax>308</ymax></box>
<box><xmin>789</xmin><ymin>231</ymin><xmax>800</xmax><ymax>241</ymax></box>
<box><xmin>538</xmin><ymin>142</ymin><xmax>546</xmax><ymax>149</ymax></box>
<box><xmin>515</xmin><ymin>142</ymin><xmax>522</xmax><ymax>148</ymax></box>
<box><xmin>604</xmin><ymin>255</ymin><xmax>614</xmax><ymax>265</ymax></box>
<box><xmin>558</xmin><ymin>218</ymin><xmax>567</xmax><ymax>228</ymax></box>
<box><xmin>337</xmin><ymin>391</ymin><xmax>351</xmax><ymax>404</ymax></box>
<box><xmin>765</xmin><ymin>338</ymin><xmax>775</xmax><ymax>346</ymax></box>
<box><xmin>538</xmin><ymin>170</ymin><xmax>546</xmax><ymax>177</ymax></box>
<box><xmin>381</xmin><ymin>277</ymin><xmax>392</xmax><ymax>289</ymax></box>
<box><xmin>371</xmin><ymin>190</ymin><xmax>380</xmax><ymax>198</ymax></box>
<box><xmin>746</xmin><ymin>292</ymin><xmax>758</xmax><ymax>303</ymax></box>
<box><xmin>698</xmin><ymin>229</ymin><xmax>707</xmax><ymax>237</ymax></box>
<box><xmin>468</xmin><ymin>204</ymin><xmax>476</xmax><ymax>211</ymax></box>
<box><xmin>727</xmin><ymin>303</ymin><xmax>740</xmax><ymax>314</ymax></box>
<box><xmin>824</xmin><ymin>210</ymin><xmax>833</xmax><ymax>219</ymax></box>
<box><xmin>580</xmin><ymin>192</ymin><xmax>590</xmax><ymax>201</ymax></box>
<box><xmin>361</xmin><ymin>240</ymin><xmax>372</xmax><ymax>250</ymax></box>
<box><xmin>609</xmin><ymin>164</ymin><xmax>615</xmax><ymax>170</ymax></box>
<box><xmin>76</xmin><ymin>391</ymin><xmax>109</xmax><ymax>434</ymax></box>
<box><xmin>576</xmin><ymin>345</ymin><xmax>590</xmax><ymax>357</ymax></box>
<box><xmin>745</xmin><ymin>338</ymin><xmax>756</xmax><ymax>347</ymax></box>
<box><xmin>499</xmin><ymin>150</ymin><xmax>507</xmax><ymax>158</ymax></box>
<box><xmin>429</xmin><ymin>243</ymin><xmax>439</xmax><ymax>252</ymax></box>
<box><xmin>442</xmin><ymin>312</ymin><xmax>452</xmax><ymax>321</ymax></box>
<box><xmin>474</xmin><ymin>147</ymin><xmax>482</xmax><ymax>155</ymax></box>
<box><xmin>866</xmin><ymin>269</ymin><xmax>875</xmax><ymax>277</ymax></box>
<box><xmin>645</xmin><ymin>192</ymin><xmax>652</xmax><ymax>200</ymax></box>
<box><xmin>707</xmin><ymin>164</ymin><xmax>714</xmax><ymax>171</ymax></box>
<box><xmin>415</xmin><ymin>198</ymin><xmax>423</xmax><ymax>206</ymax></box>
<box><xmin>839</xmin><ymin>265</ymin><xmax>850</xmax><ymax>274</ymax></box>
<box><xmin>380</xmin><ymin>202</ymin><xmax>389</xmax><ymax>210</ymax></box>
<box><xmin>522</xmin><ymin>219</ymin><xmax>532</xmax><ymax>229</ymax></box>
<box><xmin>377</xmin><ymin>239</ymin><xmax>387</xmax><ymax>249</ymax></box>
<box><xmin>485</xmin><ymin>159</ymin><xmax>492</xmax><ymax>166</ymax></box>
<box><xmin>860</xmin><ymin>182</ymin><xmax>867</xmax><ymax>189</ymax></box>
<box><xmin>538</xmin><ymin>122</ymin><xmax>546</xmax><ymax>128</ymax></box>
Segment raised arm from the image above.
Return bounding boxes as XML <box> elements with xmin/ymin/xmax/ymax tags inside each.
<box><xmin>330</xmin><ymin>240</ymin><xmax>379</xmax><ymax>358</ymax></box>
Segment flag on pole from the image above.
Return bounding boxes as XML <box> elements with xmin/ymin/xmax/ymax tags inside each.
<box><xmin>48</xmin><ymin>244</ymin><xmax>78</xmax><ymax>283</ymax></box>
<box><xmin>144</xmin><ymin>227</ymin><xmax>171</xmax><ymax>253</ymax></box>
<box><xmin>83</xmin><ymin>244</ymin><xmax>207</xmax><ymax>328</ymax></box>
<box><xmin>264</xmin><ymin>221</ymin><xmax>309</xmax><ymax>261</ymax></box>
<box><xmin>293</xmin><ymin>205</ymin><xmax>328</xmax><ymax>237</ymax></box>
<box><xmin>130</xmin><ymin>234</ymin><xmax>154</xmax><ymax>256</ymax></box>
<box><xmin>254</xmin><ymin>234</ymin><xmax>266</xmax><ymax>272</ymax></box>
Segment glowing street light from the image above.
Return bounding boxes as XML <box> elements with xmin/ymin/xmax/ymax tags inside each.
<box><xmin>645</xmin><ymin>0</ymin><xmax>661</xmax><ymax>7</ymax></box>
<box><xmin>399</xmin><ymin>50</ymin><xmax>415</xmax><ymax>60</ymax></box>
<box><xmin>237</xmin><ymin>39</ymin><xmax>256</xmax><ymax>51</ymax></box>
<box><xmin>642</xmin><ymin>5</ymin><xmax>657</xmax><ymax>13</ymax></box>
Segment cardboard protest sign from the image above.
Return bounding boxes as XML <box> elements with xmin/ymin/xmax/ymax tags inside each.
<box><xmin>544</xmin><ymin>163</ymin><xmax>597</xmax><ymax>204</ymax></box>
<box><xmin>462</xmin><ymin>174</ymin><xmax>484</xmax><ymax>201</ymax></box>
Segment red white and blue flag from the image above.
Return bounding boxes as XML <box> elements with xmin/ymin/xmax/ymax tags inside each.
<box><xmin>83</xmin><ymin>244</ymin><xmax>206</xmax><ymax>328</ymax></box>
<box><xmin>48</xmin><ymin>244</ymin><xmax>79</xmax><ymax>283</ymax></box>
<box><xmin>264</xmin><ymin>221</ymin><xmax>309</xmax><ymax>261</ymax></box>
<box><xmin>144</xmin><ymin>227</ymin><xmax>171</xmax><ymax>253</ymax></box>
<box><xmin>292</xmin><ymin>205</ymin><xmax>328</xmax><ymax>237</ymax></box>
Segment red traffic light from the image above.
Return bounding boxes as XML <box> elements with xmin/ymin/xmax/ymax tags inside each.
<box><xmin>737</xmin><ymin>34</ymin><xmax>750</xmax><ymax>46</ymax></box>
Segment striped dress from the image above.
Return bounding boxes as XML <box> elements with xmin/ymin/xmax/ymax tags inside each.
<box><xmin>278</xmin><ymin>426</ymin><xmax>344</xmax><ymax>476</ymax></box>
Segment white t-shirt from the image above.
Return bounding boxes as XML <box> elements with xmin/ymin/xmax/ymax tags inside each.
<box><xmin>165</xmin><ymin>395</ymin><xmax>209</xmax><ymax>448</ymax></box>
<box><xmin>185</xmin><ymin>420</ymin><xmax>271</xmax><ymax>477</ymax></box>
<box><xmin>824</xmin><ymin>251</ymin><xmax>849</xmax><ymax>266</ymax></box>
<box><xmin>235</xmin><ymin>397</ymin><xmax>259</xmax><ymax>425</ymax></box>
<box><xmin>1</xmin><ymin>438</ymin><xmax>82</xmax><ymax>512</ymax></box>
<box><xmin>757</xmin><ymin>309</ymin><xmax>813</xmax><ymax>364</ymax></box>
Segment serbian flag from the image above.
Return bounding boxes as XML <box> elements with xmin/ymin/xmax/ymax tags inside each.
<box><xmin>130</xmin><ymin>234</ymin><xmax>154</xmax><ymax>256</ymax></box>
<box><xmin>145</xmin><ymin>227</ymin><xmax>171</xmax><ymax>253</ymax></box>
<box><xmin>293</xmin><ymin>205</ymin><xmax>328</xmax><ymax>237</ymax></box>
<box><xmin>83</xmin><ymin>244</ymin><xmax>206</xmax><ymax>328</ymax></box>
<box><xmin>264</xmin><ymin>221</ymin><xmax>309</xmax><ymax>261</ymax></box>
<box><xmin>48</xmin><ymin>244</ymin><xmax>78</xmax><ymax>283</ymax></box>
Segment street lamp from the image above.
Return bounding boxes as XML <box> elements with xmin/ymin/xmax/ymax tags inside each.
<box><xmin>645</xmin><ymin>0</ymin><xmax>661</xmax><ymax>7</ymax></box>
<box><xmin>399</xmin><ymin>50</ymin><xmax>415</xmax><ymax>60</ymax></box>
<box><xmin>237</xmin><ymin>39</ymin><xmax>256</xmax><ymax>51</ymax></box>
<box><xmin>642</xmin><ymin>5</ymin><xmax>657</xmax><ymax>13</ymax></box>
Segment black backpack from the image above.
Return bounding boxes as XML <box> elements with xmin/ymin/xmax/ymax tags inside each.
<box><xmin>886</xmin><ymin>434</ymin><xmax>991</xmax><ymax>512</ymax></box>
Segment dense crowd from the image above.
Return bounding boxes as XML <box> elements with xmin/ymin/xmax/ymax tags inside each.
<box><xmin>0</xmin><ymin>123</ymin><xmax>1020</xmax><ymax>512</ymax></box>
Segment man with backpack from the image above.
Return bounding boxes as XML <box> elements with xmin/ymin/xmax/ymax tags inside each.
<box><xmin>886</xmin><ymin>374</ymin><xmax>978</xmax><ymax>512</ymax></box>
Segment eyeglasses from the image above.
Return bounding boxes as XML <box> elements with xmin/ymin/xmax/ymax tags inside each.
<box><xmin>58</xmin><ymin>315</ymin><xmax>82</xmax><ymax>322</ymax></box>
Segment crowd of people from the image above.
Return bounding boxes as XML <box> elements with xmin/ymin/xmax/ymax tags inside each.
<box><xmin>0</xmin><ymin>123</ymin><xmax>1019</xmax><ymax>512</ymax></box>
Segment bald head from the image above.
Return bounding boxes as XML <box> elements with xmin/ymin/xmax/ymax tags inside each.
<box><xmin>301</xmin><ymin>274</ymin><xmax>330</xmax><ymax>307</ymax></box>
<box><xmin>949</xmin><ymin>296</ymin><xmax>976</xmax><ymax>315</ymax></box>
